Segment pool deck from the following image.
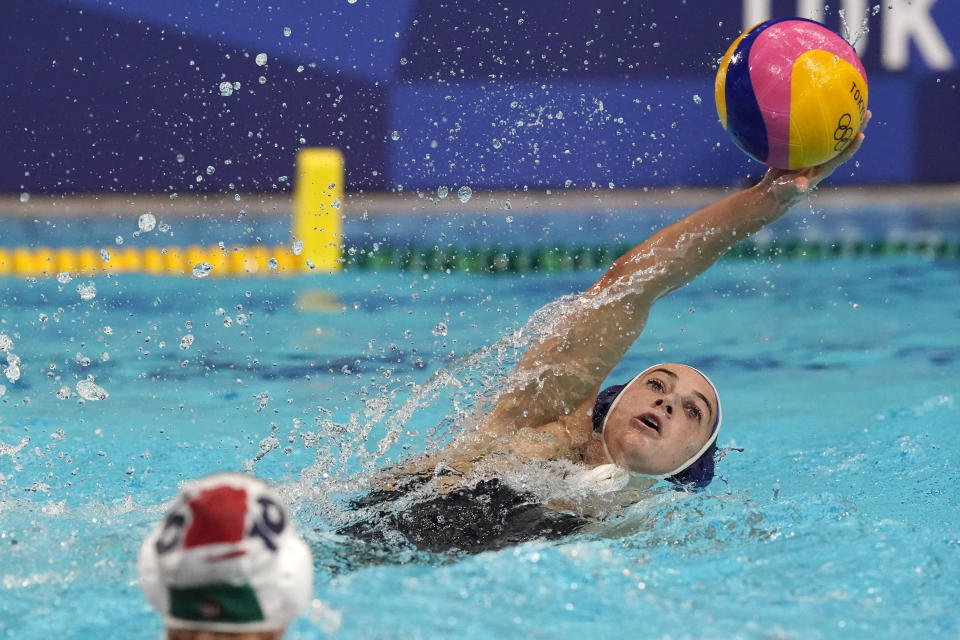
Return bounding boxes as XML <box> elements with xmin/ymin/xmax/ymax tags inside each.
<box><xmin>1</xmin><ymin>184</ymin><xmax>958</xmax><ymax>219</ymax></box>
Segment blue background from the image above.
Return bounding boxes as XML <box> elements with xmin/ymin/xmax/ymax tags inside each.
<box><xmin>3</xmin><ymin>0</ymin><xmax>958</xmax><ymax>193</ymax></box>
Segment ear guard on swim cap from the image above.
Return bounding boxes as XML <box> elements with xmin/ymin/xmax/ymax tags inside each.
<box><xmin>592</xmin><ymin>364</ymin><xmax>722</xmax><ymax>489</ymax></box>
<box><xmin>138</xmin><ymin>473</ymin><xmax>313</xmax><ymax>633</ymax></box>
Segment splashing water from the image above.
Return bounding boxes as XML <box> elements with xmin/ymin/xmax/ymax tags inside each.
<box><xmin>192</xmin><ymin>262</ymin><xmax>213</xmax><ymax>278</ymax></box>
<box><xmin>839</xmin><ymin>6</ymin><xmax>872</xmax><ymax>48</ymax></box>
<box><xmin>76</xmin><ymin>282</ymin><xmax>97</xmax><ymax>301</ymax></box>
<box><xmin>3</xmin><ymin>353</ymin><xmax>21</xmax><ymax>383</ymax></box>
<box><xmin>138</xmin><ymin>213</ymin><xmax>156</xmax><ymax>232</ymax></box>
<box><xmin>76</xmin><ymin>377</ymin><xmax>108</xmax><ymax>401</ymax></box>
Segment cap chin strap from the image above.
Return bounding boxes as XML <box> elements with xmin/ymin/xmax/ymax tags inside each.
<box><xmin>599</xmin><ymin>364</ymin><xmax>722</xmax><ymax>480</ymax></box>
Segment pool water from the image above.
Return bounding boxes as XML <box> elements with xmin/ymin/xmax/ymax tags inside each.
<box><xmin>2</xmin><ymin>211</ymin><xmax>959</xmax><ymax>638</ymax></box>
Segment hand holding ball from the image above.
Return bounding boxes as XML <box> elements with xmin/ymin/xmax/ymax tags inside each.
<box><xmin>715</xmin><ymin>18</ymin><xmax>868</xmax><ymax>170</ymax></box>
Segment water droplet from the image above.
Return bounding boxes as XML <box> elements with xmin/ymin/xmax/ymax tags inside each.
<box><xmin>390</xmin><ymin>130</ymin><xmax>400</xmax><ymax>141</ymax></box>
<box><xmin>19</xmin><ymin>192</ymin><xmax>29</xmax><ymax>203</ymax></box>
<box><xmin>176</xmin><ymin>153</ymin><xmax>185</xmax><ymax>163</ymax></box>
<box><xmin>219</xmin><ymin>81</ymin><xmax>235</xmax><ymax>97</ymax></box>
<box><xmin>3</xmin><ymin>354</ymin><xmax>20</xmax><ymax>383</ymax></box>
<box><xmin>296</xmin><ymin>65</ymin><xmax>304</xmax><ymax>72</ymax></box>
<box><xmin>432</xmin><ymin>321</ymin><xmax>448</xmax><ymax>337</ymax></box>
<box><xmin>348</xmin><ymin>0</ymin><xmax>358</xmax><ymax>4</ymax></box>
<box><xmin>437</xmin><ymin>186</ymin><xmax>448</xmax><ymax>199</ymax></box>
<box><xmin>692</xmin><ymin>94</ymin><xmax>702</xmax><ymax>104</ymax></box>
<box><xmin>283</xmin><ymin>26</ymin><xmax>292</xmax><ymax>37</ymax></box>
<box><xmin>492</xmin><ymin>138</ymin><xmax>502</xmax><ymax>149</ymax></box>
<box><xmin>206</xmin><ymin>165</ymin><xmax>215</xmax><ymax>175</ymax></box>
<box><xmin>457</xmin><ymin>185</ymin><xmax>473</xmax><ymax>203</ymax></box>
<box><xmin>331</xmin><ymin>200</ymin><xmax>342</xmax><ymax>210</ymax></box>
<box><xmin>399</xmin><ymin>57</ymin><xmax>409</xmax><ymax>66</ymax></box>
<box><xmin>76</xmin><ymin>377</ymin><xmax>108</xmax><ymax>401</ymax></box>
<box><xmin>564</xmin><ymin>179</ymin><xmax>573</xmax><ymax>188</ymax></box>
<box><xmin>56</xmin><ymin>386</ymin><xmax>72</xmax><ymax>400</ymax></box>
<box><xmin>138</xmin><ymin>213</ymin><xmax>156</xmax><ymax>232</ymax></box>
<box><xmin>292</xmin><ymin>239</ymin><xmax>304</xmax><ymax>255</ymax></box>
<box><xmin>258</xmin><ymin>75</ymin><xmax>267</xmax><ymax>85</ymax></box>
<box><xmin>179</xmin><ymin>334</ymin><xmax>195</xmax><ymax>350</ymax></box>
<box><xmin>100</xmin><ymin>249</ymin><xmax>110</xmax><ymax>262</ymax></box>
<box><xmin>192</xmin><ymin>262</ymin><xmax>213</xmax><ymax>278</ymax></box>
<box><xmin>56</xmin><ymin>272</ymin><xmax>72</xmax><ymax>284</ymax></box>
<box><xmin>268</xmin><ymin>258</ymin><xmax>279</xmax><ymax>270</ymax></box>
<box><xmin>255</xmin><ymin>53</ymin><xmax>268</xmax><ymax>66</ymax></box>
<box><xmin>0</xmin><ymin>335</ymin><xmax>12</xmax><ymax>352</ymax></box>
<box><xmin>115</xmin><ymin>235</ymin><xmax>124</xmax><ymax>246</ymax></box>
<box><xmin>77</xmin><ymin>282</ymin><xmax>97</xmax><ymax>301</ymax></box>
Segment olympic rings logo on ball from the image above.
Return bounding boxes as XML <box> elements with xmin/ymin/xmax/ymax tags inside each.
<box><xmin>833</xmin><ymin>113</ymin><xmax>854</xmax><ymax>151</ymax></box>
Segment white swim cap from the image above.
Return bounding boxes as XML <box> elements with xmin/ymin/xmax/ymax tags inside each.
<box><xmin>138</xmin><ymin>473</ymin><xmax>313</xmax><ymax>633</ymax></box>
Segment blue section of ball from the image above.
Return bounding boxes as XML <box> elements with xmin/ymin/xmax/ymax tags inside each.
<box><xmin>723</xmin><ymin>19</ymin><xmax>786</xmax><ymax>164</ymax></box>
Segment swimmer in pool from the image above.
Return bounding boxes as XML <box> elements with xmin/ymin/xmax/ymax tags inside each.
<box><xmin>345</xmin><ymin>113</ymin><xmax>871</xmax><ymax>554</ymax></box>
<box><xmin>139</xmin><ymin>473</ymin><xmax>313</xmax><ymax>640</ymax></box>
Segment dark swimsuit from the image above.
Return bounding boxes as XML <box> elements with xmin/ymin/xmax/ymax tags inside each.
<box><xmin>339</xmin><ymin>474</ymin><xmax>589</xmax><ymax>554</ymax></box>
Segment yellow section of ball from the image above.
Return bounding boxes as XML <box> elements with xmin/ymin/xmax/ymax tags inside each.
<box><xmin>788</xmin><ymin>50</ymin><xmax>868</xmax><ymax>169</ymax></box>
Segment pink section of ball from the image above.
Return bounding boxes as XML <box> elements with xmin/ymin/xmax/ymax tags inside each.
<box><xmin>747</xmin><ymin>20</ymin><xmax>866</xmax><ymax>168</ymax></box>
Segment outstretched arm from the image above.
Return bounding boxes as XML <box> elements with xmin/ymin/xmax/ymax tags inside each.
<box><xmin>488</xmin><ymin>113</ymin><xmax>870</xmax><ymax>431</ymax></box>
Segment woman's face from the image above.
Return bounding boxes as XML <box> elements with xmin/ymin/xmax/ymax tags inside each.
<box><xmin>602</xmin><ymin>363</ymin><xmax>717</xmax><ymax>475</ymax></box>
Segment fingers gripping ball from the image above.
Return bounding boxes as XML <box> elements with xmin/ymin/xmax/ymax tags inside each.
<box><xmin>715</xmin><ymin>18</ymin><xmax>868</xmax><ymax>170</ymax></box>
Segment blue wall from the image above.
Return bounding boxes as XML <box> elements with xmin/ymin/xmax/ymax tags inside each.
<box><xmin>4</xmin><ymin>0</ymin><xmax>958</xmax><ymax>193</ymax></box>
